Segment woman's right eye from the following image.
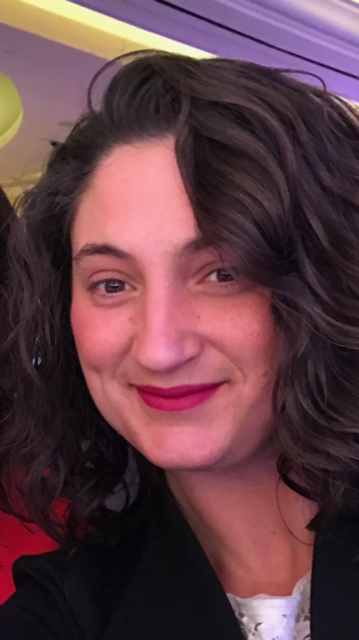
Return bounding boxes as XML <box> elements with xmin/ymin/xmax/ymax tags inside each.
<box><xmin>89</xmin><ymin>279</ymin><xmax>129</xmax><ymax>294</ymax></box>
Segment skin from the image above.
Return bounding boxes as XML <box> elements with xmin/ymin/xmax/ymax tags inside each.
<box><xmin>71</xmin><ymin>138</ymin><xmax>316</xmax><ymax>597</ymax></box>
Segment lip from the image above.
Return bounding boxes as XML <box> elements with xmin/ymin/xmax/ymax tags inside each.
<box><xmin>135</xmin><ymin>383</ymin><xmax>223</xmax><ymax>412</ymax></box>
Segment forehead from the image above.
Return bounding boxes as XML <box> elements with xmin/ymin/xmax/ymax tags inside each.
<box><xmin>72</xmin><ymin>139</ymin><xmax>199</xmax><ymax>255</ymax></box>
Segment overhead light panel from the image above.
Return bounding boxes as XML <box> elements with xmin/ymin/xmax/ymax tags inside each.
<box><xmin>6</xmin><ymin>0</ymin><xmax>211</xmax><ymax>58</ymax></box>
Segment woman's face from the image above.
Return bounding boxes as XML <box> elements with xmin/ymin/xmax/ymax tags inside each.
<box><xmin>71</xmin><ymin>139</ymin><xmax>279</xmax><ymax>471</ymax></box>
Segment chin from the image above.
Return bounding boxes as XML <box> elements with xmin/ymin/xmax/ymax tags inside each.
<box><xmin>136</xmin><ymin>433</ymin><xmax>228</xmax><ymax>472</ymax></box>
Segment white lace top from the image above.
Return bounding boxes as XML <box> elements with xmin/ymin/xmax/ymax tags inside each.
<box><xmin>227</xmin><ymin>573</ymin><xmax>311</xmax><ymax>640</ymax></box>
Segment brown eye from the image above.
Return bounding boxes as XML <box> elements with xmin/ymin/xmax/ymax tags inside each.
<box><xmin>93</xmin><ymin>279</ymin><xmax>129</xmax><ymax>294</ymax></box>
<box><xmin>208</xmin><ymin>268</ymin><xmax>235</xmax><ymax>283</ymax></box>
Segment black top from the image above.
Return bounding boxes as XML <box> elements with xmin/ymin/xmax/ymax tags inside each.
<box><xmin>1</xmin><ymin>493</ymin><xmax>359</xmax><ymax>640</ymax></box>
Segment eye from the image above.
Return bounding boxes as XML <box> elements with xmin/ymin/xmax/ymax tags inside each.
<box><xmin>207</xmin><ymin>268</ymin><xmax>236</xmax><ymax>283</ymax></box>
<box><xmin>90</xmin><ymin>278</ymin><xmax>130</xmax><ymax>294</ymax></box>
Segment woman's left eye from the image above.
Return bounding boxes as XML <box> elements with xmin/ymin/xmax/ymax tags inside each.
<box><xmin>207</xmin><ymin>268</ymin><xmax>236</xmax><ymax>283</ymax></box>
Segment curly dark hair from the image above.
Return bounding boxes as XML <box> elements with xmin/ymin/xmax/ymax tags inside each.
<box><xmin>4</xmin><ymin>51</ymin><xmax>359</xmax><ymax>541</ymax></box>
<box><xmin>0</xmin><ymin>187</ymin><xmax>14</xmax><ymax>410</ymax></box>
<box><xmin>0</xmin><ymin>188</ymin><xmax>18</xmax><ymax>509</ymax></box>
<box><xmin>0</xmin><ymin>186</ymin><xmax>12</xmax><ymax>244</ymax></box>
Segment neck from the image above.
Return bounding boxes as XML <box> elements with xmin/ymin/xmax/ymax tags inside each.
<box><xmin>166</xmin><ymin>454</ymin><xmax>317</xmax><ymax>598</ymax></box>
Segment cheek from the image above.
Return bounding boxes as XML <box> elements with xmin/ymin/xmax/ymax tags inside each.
<box><xmin>243</xmin><ymin>319</ymin><xmax>278</xmax><ymax>369</ymax></box>
<box><xmin>212</xmin><ymin>295</ymin><xmax>278</xmax><ymax>379</ymax></box>
<box><xmin>70</xmin><ymin>297</ymin><xmax>127</xmax><ymax>372</ymax></box>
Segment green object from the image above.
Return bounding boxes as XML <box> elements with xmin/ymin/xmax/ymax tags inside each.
<box><xmin>0</xmin><ymin>74</ymin><xmax>23</xmax><ymax>149</ymax></box>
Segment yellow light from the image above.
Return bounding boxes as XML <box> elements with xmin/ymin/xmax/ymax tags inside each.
<box><xmin>14</xmin><ymin>0</ymin><xmax>211</xmax><ymax>58</ymax></box>
<box><xmin>0</xmin><ymin>74</ymin><xmax>23</xmax><ymax>149</ymax></box>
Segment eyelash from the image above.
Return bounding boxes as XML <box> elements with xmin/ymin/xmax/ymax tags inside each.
<box><xmin>88</xmin><ymin>268</ymin><xmax>237</xmax><ymax>297</ymax></box>
<box><xmin>88</xmin><ymin>278</ymin><xmax>129</xmax><ymax>295</ymax></box>
<box><xmin>207</xmin><ymin>268</ymin><xmax>236</xmax><ymax>284</ymax></box>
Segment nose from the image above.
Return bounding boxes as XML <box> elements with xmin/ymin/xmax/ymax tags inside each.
<box><xmin>131</xmin><ymin>286</ymin><xmax>202</xmax><ymax>373</ymax></box>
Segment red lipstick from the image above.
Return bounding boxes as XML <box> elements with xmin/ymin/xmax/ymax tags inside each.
<box><xmin>135</xmin><ymin>383</ymin><xmax>223</xmax><ymax>412</ymax></box>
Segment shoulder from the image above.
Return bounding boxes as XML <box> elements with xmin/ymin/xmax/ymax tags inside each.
<box><xmin>0</xmin><ymin>509</ymin><xmax>60</xmax><ymax>604</ymax></box>
<box><xmin>0</xmin><ymin>521</ymin><xmax>147</xmax><ymax>640</ymax></box>
<box><xmin>13</xmin><ymin>546</ymin><xmax>71</xmax><ymax>590</ymax></box>
<box><xmin>0</xmin><ymin>549</ymin><xmax>82</xmax><ymax>640</ymax></box>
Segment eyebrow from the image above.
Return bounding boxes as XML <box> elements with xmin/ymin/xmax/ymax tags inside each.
<box><xmin>72</xmin><ymin>237</ymin><xmax>210</xmax><ymax>265</ymax></box>
<box><xmin>73</xmin><ymin>243</ymin><xmax>131</xmax><ymax>264</ymax></box>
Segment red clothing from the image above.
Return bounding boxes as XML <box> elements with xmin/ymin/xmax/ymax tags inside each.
<box><xmin>0</xmin><ymin>510</ymin><xmax>60</xmax><ymax>604</ymax></box>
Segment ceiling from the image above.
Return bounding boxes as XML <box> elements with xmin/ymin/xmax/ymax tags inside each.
<box><xmin>0</xmin><ymin>23</ymin><xmax>105</xmax><ymax>192</ymax></box>
<box><xmin>2</xmin><ymin>0</ymin><xmax>359</xmax><ymax>198</ymax></box>
<box><xmin>0</xmin><ymin>0</ymin><xmax>208</xmax><ymax>197</ymax></box>
<box><xmin>75</xmin><ymin>0</ymin><xmax>359</xmax><ymax>100</ymax></box>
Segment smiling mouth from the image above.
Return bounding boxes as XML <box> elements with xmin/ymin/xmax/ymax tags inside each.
<box><xmin>134</xmin><ymin>383</ymin><xmax>224</xmax><ymax>412</ymax></box>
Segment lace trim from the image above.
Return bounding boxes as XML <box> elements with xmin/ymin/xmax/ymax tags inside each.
<box><xmin>227</xmin><ymin>573</ymin><xmax>311</xmax><ymax>640</ymax></box>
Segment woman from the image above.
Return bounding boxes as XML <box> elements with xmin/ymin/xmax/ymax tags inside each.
<box><xmin>1</xmin><ymin>52</ymin><xmax>359</xmax><ymax>639</ymax></box>
<box><xmin>0</xmin><ymin>187</ymin><xmax>62</xmax><ymax>604</ymax></box>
